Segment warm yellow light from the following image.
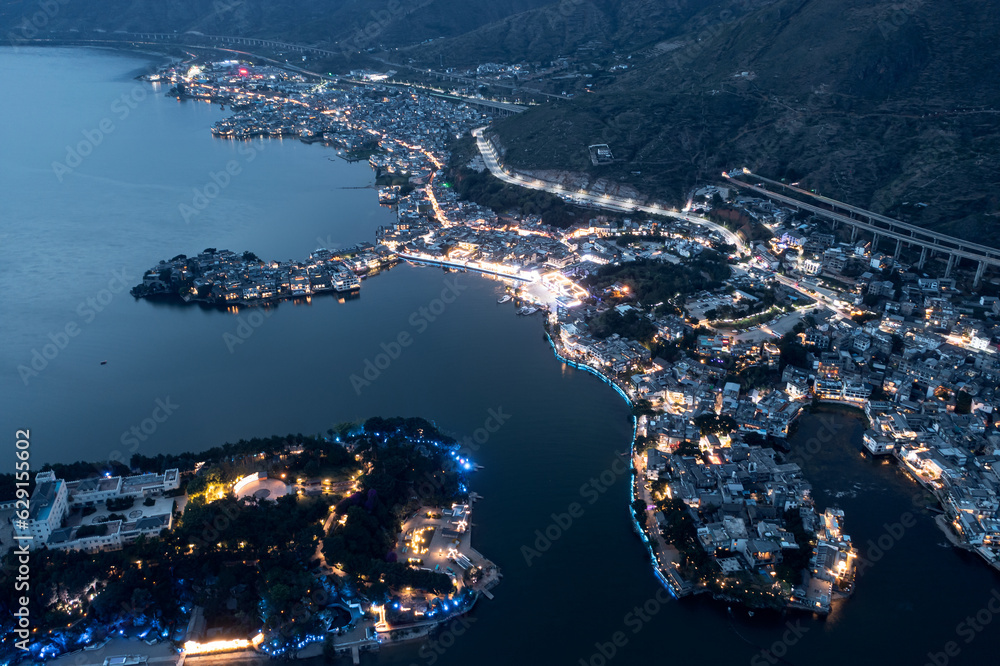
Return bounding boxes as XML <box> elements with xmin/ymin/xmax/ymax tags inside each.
<box><xmin>183</xmin><ymin>638</ymin><xmax>254</xmax><ymax>655</ymax></box>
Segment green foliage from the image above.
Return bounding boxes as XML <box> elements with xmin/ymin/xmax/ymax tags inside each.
<box><xmin>589</xmin><ymin>308</ymin><xmax>657</xmax><ymax>345</ymax></box>
<box><xmin>321</xmin><ymin>418</ymin><xmax>462</xmax><ymax>596</ymax></box>
<box><xmin>657</xmin><ymin>497</ymin><xmax>708</xmax><ymax>572</ymax></box>
<box><xmin>76</xmin><ymin>523</ymin><xmax>109</xmax><ymax>538</ymax></box>
<box><xmin>955</xmin><ymin>390</ymin><xmax>973</xmax><ymax>414</ymax></box>
<box><xmin>131</xmin><ymin>432</ymin><xmax>352</xmax><ymax>475</ymax></box>
<box><xmin>778</xmin><ymin>324</ymin><xmax>810</xmax><ymax>370</ymax></box>
<box><xmin>694</xmin><ymin>413</ymin><xmax>738</xmax><ymax>436</ymax></box>
<box><xmin>106</xmin><ymin>496</ymin><xmax>135</xmax><ymax>511</ymax></box>
<box><xmin>735</xmin><ymin>365</ymin><xmax>782</xmax><ymax>391</ymax></box>
<box><xmin>450</xmin><ymin>167</ymin><xmax>580</xmax><ymax>228</ymax></box>
<box><xmin>777</xmin><ymin>508</ymin><xmax>814</xmax><ymax>585</ymax></box>
<box><xmin>587</xmin><ymin>256</ymin><xmax>730</xmax><ymax>304</ymax></box>
<box><xmin>37</xmin><ymin>459</ymin><xmax>130</xmax><ymax>482</ymax></box>
<box><xmin>651</xmin><ymin>341</ymin><xmax>684</xmax><ymax>363</ymax></box>
<box><xmin>631</xmin><ymin>399</ymin><xmax>657</xmax><ymax>418</ymax></box>
<box><xmin>674</xmin><ymin>440</ymin><xmax>700</xmax><ymax>456</ymax></box>
<box><xmin>632</xmin><ymin>434</ymin><xmax>655</xmax><ymax>453</ymax></box>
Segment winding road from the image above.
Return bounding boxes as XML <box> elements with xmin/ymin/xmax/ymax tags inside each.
<box><xmin>472</xmin><ymin>128</ymin><xmax>747</xmax><ymax>254</ymax></box>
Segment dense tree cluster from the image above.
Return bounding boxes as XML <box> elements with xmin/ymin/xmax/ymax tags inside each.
<box><xmin>0</xmin><ymin>420</ymin><xmax>468</xmax><ymax>652</ymax></box>
<box><xmin>588</xmin><ymin>308</ymin><xmax>658</xmax><ymax>345</ymax></box>
<box><xmin>586</xmin><ymin>255</ymin><xmax>730</xmax><ymax>305</ymax></box>
<box><xmin>450</xmin><ymin>167</ymin><xmax>581</xmax><ymax>228</ymax></box>
<box><xmin>322</xmin><ymin>417</ymin><xmax>460</xmax><ymax>598</ymax></box>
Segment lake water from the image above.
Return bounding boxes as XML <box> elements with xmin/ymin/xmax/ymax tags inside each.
<box><xmin>1</xmin><ymin>47</ymin><xmax>997</xmax><ymax>666</ymax></box>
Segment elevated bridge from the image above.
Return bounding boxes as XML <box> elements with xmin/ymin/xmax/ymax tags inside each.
<box><xmin>723</xmin><ymin>169</ymin><xmax>1000</xmax><ymax>286</ymax></box>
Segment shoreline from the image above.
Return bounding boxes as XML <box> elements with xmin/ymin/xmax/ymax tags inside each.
<box><xmin>897</xmin><ymin>453</ymin><xmax>1000</xmax><ymax>572</ymax></box>
<box><xmin>542</xmin><ymin>331</ymin><xmax>860</xmax><ymax>613</ymax></box>
<box><xmin>544</xmin><ymin>331</ymin><xmax>715</xmax><ymax>603</ymax></box>
<box><xmin>4</xmin><ymin>425</ymin><xmax>496</xmax><ymax>663</ymax></box>
<box><xmin>10</xmin><ymin>44</ymin><xmax>999</xmax><ymax>663</ymax></box>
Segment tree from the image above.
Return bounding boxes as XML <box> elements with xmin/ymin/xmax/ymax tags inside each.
<box><xmin>694</xmin><ymin>413</ymin><xmax>737</xmax><ymax>436</ymax></box>
<box><xmin>955</xmin><ymin>390</ymin><xmax>973</xmax><ymax>414</ymax></box>
<box><xmin>631</xmin><ymin>400</ymin><xmax>657</xmax><ymax>418</ymax></box>
<box><xmin>675</xmin><ymin>440</ymin><xmax>700</xmax><ymax>456</ymax></box>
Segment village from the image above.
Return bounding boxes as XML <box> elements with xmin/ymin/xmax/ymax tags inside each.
<box><xmin>130</xmin><ymin>57</ymin><xmax>1000</xmax><ymax>611</ymax></box>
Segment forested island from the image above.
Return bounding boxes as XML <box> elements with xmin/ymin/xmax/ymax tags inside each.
<box><xmin>0</xmin><ymin>417</ymin><xmax>496</xmax><ymax>661</ymax></box>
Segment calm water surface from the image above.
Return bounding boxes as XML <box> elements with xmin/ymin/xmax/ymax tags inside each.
<box><xmin>1</xmin><ymin>47</ymin><xmax>997</xmax><ymax>666</ymax></box>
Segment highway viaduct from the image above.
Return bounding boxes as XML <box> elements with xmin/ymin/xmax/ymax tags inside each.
<box><xmin>723</xmin><ymin>169</ymin><xmax>1000</xmax><ymax>287</ymax></box>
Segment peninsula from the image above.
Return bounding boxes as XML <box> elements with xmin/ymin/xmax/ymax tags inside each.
<box><xmin>133</xmin><ymin>56</ymin><xmax>1000</xmax><ymax>611</ymax></box>
<box><xmin>0</xmin><ymin>418</ymin><xmax>497</xmax><ymax>662</ymax></box>
<box><xmin>130</xmin><ymin>246</ymin><xmax>395</xmax><ymax>306</ymax></box>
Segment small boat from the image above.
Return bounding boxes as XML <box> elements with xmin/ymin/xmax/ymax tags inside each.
<box><xmin>497</xmin><ymin>294</ymin><xmax>511</xmax><ymax>304</ymax></box>
<box><xmin>100</xmin><ymin>360</ymin><xmax>108</xmax><ymax>365</ymax></box>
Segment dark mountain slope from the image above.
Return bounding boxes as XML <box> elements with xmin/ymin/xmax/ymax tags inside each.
<box><xmin>0</xmin><ymin>0</ymin><xmax>553</xmax><ymax>49</ymax></box>
<box><xmin>490</xmin><ymin>0</ymin><xmax>1000</xmax><ymax>241</ymax></box>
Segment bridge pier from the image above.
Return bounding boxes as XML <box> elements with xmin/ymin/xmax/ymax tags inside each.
<box><xmin>872</xmin><ymin>232</ymin><xmax>881</xmax><ymax>252</ymax></box>
<box><xmin>974</xmin><ymin>261</ymin><xmax>986</xmax><ymax>288</ymax></box>
<box><xmin>894</xmin><ymin>238</ymin><xmax>902</xmax><ymax>260</ymax></box>
<box><xmin>945</xmin><ymin>253</ymin><xmax>956</xmax><ymax>278</ymax></box>
<box><xmin>918</xmin><ymin>247</ymin><xmax>928</xmax><ymax>270</ymax></box>
<box><xmin>850</xmin><ymin>226</ymin><xmax>858</xmax><ymax>242</ymax></box>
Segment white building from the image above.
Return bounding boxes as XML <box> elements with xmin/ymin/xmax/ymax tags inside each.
<box><xmin>20</xmin><ymin>469</ymin><xmax>179</xmax><ymax>551</ymax></box>
<box><xmin>25</xmin><ymin>471</ymin><xmax>69</xmax><ymax>543</ymax></box>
